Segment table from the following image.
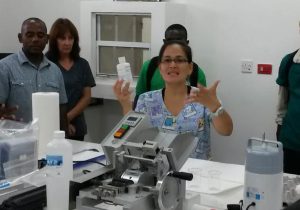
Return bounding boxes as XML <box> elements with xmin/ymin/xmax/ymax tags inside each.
<box><xmin>181</xmin><ymin>158</ymin><xmax>245</xmax><ymax>210</ymax></box>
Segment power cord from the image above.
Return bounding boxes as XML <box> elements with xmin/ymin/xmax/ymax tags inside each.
<box><xmin>227</xmin><ymin>200</ymin><xmax>255</xmax><ymax>210</ymax></box>
<box><xmin>82</xmin><ymin>169</ymin><xmax>91</xmax><ymax>174</ymax></box>
<box><xmin>246</xmin><ymin>202</ymin><xmax>256</xmax><ymax>210</ymax></box>
<box><xmin>227</xmin><ymin>204</ymin><xmax>241</xmax><ymax>210</ymax></box>
<box><xmin>239</xmin><ymin>200</ymin><xmax>243</xmax><ymax>209</ymax></box>
<box><xmin>227</xmin><ymin>200</ymin><xmax>243</xmax><ymax>210</ymax></box>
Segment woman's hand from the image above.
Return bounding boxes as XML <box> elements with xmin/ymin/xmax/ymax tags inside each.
<box><xmin>186</xmin><ymin>81</ymin><xmax>233</xmax><ymax>135</ymax></box>
<box><xmin>113</xmin><ymin>80</ymin><xmax>133</xmax><ymax>115</ymax></box>
<box><xmin>186</xmin><ymin>80</ymin><xmax>221</xmax><ymax>112</ymax></box>
<box><xmin>68</xmin><ymin>124</ymin><xmax>76</xmax><ymax>136</ymax></box>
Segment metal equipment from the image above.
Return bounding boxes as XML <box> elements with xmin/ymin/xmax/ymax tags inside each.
<box><xmin>76</xmin><ymin>111</ymin><xmax>197</xmax><ymax>210</ymax></box>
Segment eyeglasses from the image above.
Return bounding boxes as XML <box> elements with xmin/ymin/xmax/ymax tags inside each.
<box><xmin>161</xmin><ymin>57</ymin><xmax>188</xmax><ymax>65</ymax></box>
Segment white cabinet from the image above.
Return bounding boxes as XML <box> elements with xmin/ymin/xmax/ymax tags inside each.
<box><xmin>80</xmin><ymin>1</ymin><xmax>186</xmax><ymax>99</ymax></box>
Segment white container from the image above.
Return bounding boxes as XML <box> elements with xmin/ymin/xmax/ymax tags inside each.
<box><xmin>46</xmin><ymin>131</ymin><xmax>73</xmax><ymax>210</ymax></box>
<box><xmin>243</xmin><ymin>138</ymin><xmax>283</xmax><ymax>210</ymax></box>
<box><xmin>116</xmin><ymin>56</ymin><xmax>133</xmax><ymax>82</ymax></box>
<box><xmin>32</xmin><ymin>92</ymin><xmax>59</xmax><ymax>159</ymax></box>
<box><xmin>244</xmin><ymin>171</ymin><xmax>283</xmax><ymax>210</ymax></box>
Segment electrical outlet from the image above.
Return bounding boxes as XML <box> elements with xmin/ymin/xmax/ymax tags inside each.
<box><xmin>241</xmin><ymin>60</ymin><xmax>253</xmax><ymax>73</ymax></box>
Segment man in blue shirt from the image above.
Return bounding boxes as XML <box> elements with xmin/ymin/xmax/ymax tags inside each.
<box><xmin>0</xmin><ymin>18</ymin><xmax>68</xmax><ymax>132</ymax></box>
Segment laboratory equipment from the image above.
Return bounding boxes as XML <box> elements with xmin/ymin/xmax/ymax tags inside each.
<box><xmin>243</xmin><ymin>137</ymin><xmax>283</xmax><ymax>210</ymax></box>
<box><xmin>0</xmin><ymin>120</ymin><xmax>40</xmax><ymax>208</ymax></box>
<box><xmin>282</xmin><ymin>175</ymin><xmax>300</xmax><ymax>204</ymax></box>
<box><xmin>76</xmin><ymin>111</ymin><xmax>197</xmax><ymax>210</ymax></box>
<box><xmin>0</xmin><ymin>119</ymin><xmax>38</xmax><ymax>180</ymax></box>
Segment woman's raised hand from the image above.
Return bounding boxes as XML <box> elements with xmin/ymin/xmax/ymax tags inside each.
<box><xmin>187</xmin><ymin>80</ymin><xmax>222</xmax><ymax>112</ymax></box>
<box><xmin>113</xmin><ymin>80</ymin><xmax>133</xmax><ymax>115</ymax></box>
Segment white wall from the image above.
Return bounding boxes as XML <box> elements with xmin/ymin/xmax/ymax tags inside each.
<box><xmin>1</xmin><ymin>0</ymin><xmax>299</xmax><ymax>164</ymax></box>
<box><xmin>176</xmin><ymin>0</ymin><xmax>300</xmax><ymax>164</ymax></box>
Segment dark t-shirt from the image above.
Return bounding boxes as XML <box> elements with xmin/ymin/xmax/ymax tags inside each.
<box><xmin>276</xmin><ymin>52</ymin><xmax>300</xmax><ymax>150</ymax></box>
<box><xmin>57</xmin><ymin>57</ymin><xmax>95</xmax><ymax>136</ymax></box>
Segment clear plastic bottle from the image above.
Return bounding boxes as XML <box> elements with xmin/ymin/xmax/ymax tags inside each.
<box><xmin>116</xmin><ymin>56</ymin><xmax>133</xmax><ymax>82</ymax></box>
<box><xmin>46</xmin><ymin>130</ymin><xmax>73</xmax><ymax>210</ymax></box>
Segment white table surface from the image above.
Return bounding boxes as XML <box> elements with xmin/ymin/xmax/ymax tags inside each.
<box><xmin>181</xmin><ymin>158</ymin><xmax>245</xmax><ymax>210</ymax></box>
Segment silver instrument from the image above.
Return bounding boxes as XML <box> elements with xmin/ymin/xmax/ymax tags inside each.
<box><xmin>76</xmin><ymin>111</ymin><xmax>197</xmax><ymax>210</ymax></box>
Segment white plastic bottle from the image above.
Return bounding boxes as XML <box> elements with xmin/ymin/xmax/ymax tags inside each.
<box><xmin>116</xmin><ymin>56</ymin><xmax>133</xmax><ymax>82</ymax></box>
<box><xmin>46</xmin><ymin>130</ymin><xmax>73</xmax><ymax>210</ymax></box>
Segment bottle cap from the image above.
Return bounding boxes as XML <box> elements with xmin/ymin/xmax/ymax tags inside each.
<box><xmin>118</xmin><ymin>56</ymin><xmax>126</xmax><ymax>64</ymax></box>
<box><xmin>53</xmin><ymin>130</ymin><xmax>65</xmax><ymax>139</ymax></box>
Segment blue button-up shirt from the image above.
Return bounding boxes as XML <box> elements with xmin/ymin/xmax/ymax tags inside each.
<box><xmin>0</xmin><ymin>50</ymin><xmax>67</xmax><ymax>122</ymax></box>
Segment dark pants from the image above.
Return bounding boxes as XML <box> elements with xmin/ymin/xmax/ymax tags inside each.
<box><xmin>283</xmin><ymin>148</ymin><xmax>300</xmax><ymax>175</ymax></box>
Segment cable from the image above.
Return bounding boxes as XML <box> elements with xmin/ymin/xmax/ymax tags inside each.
<box><xmin>246</xmin><ymin>202</ymin><xmax>256</xmax><ymax>210</ymax></box>
<box><xmin>87</xmin><ymin>148</ymin><xmax>99</xmax><ymax>152</ymax></box>
<box><xmin>226</xmin><ymin>200</ymin><xmax>243</xmax><ymax>210</ymax></box>
<box><xmin>103</xmin><ymin>201</ymin><xmax>116</xmax><ymax>205</ymax></box>
<box><xmin>73</xmin><ymin>160</ymin><xmax>106</xmax><ymax>166</ymax></box>
<box><xmin>227</xmin><ymin>204</ymin><xmax>241</xmax><ymax>210</ymax></box>
<box><xmin>239</xmin><ymin>200</ymin><xmax>243</xmax><ymax>210</ymax></box>
<box><xmin>82</xmin><ymin>169</ymin><xmax>91</xmax><ymax>174</ymax></box>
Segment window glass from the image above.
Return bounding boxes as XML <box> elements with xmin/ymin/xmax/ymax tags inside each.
<box><xmin>98</xmin><ymin>46</ymin><xmax>150</xmax><ymax>76</ymax></box>
<box><xmin>95</xmin><ymin>13</ymin><xmax>151</xmax><ymax>76</ymax></box>
<box><xmin>99</xmin><ymin>16</ymin><xmax>115</xmax><ymax>41</ymax></box>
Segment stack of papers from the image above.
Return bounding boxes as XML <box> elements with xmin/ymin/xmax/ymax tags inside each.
<box><xmin>73</xmin><ymin>150</ymin><xmax>105</xmax><ymax>168</ymax></box>
<box><xmin>181</xmin><ymin>158</ymin><xmax>244</xmax><ymax>194</ymax></box>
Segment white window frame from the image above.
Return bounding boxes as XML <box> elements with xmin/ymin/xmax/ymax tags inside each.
<box><xmin>95</xmin><ymin>13</ymin><xmax>151</xmax><ymax>77</ymax></box>
<box><xmin>80</xmin><ymin>1</ymin><xmax>185</xmax><ymax>99</ymax></box>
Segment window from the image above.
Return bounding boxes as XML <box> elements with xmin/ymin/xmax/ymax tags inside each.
<box><xmin>95</xmin><ymin>14</ymin><xmax>151</xmax><ymax>77</ymax></box>
<box><xmin>80</xmin><ymin>1</ymin><xmax>186</xmax><ymax>99</ymax></box>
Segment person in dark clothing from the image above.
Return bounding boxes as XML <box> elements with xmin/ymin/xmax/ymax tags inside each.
<box><xmin>46</xmin><ymin>18</ymin><xmax>95</xmax><ymax>141</ymax></box>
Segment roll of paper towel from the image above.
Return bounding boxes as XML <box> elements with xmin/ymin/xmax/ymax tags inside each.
<box><xmin>32</xmin><ymin>92</ymin><xmax>59</xmax><ymax>159</ymax></box>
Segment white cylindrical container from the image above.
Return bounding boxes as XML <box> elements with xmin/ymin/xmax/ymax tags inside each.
<box><xmin>243</xmin><ymin>138</ymin><xmax>283</xmax><ymax>210</ymax></box>
<box><xmin>244</xmin><ymin>172</ymin><xmax>283</xmax><ymax>210</ymax></box>
<box><xmin>46</xmin><ymin>130</ymin><xmax>73</xmax><ymax>210</ymax></box>
<box><xmin>32</xmin><ymin>92</ymin><xmax>60</xmax><ymax>159</ymax></box>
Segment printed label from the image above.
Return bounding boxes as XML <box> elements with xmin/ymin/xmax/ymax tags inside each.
<box><xmin>246</xmin><ymin>187</ymin><xmax>264</xmax><ymax>201</ymax></box>
<box><xmin>46</xmin><ymin>155</ymin><xmax>63</xmax><ymax>167</ymax></box>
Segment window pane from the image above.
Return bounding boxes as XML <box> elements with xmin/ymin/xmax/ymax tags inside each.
<box><xmin>117</xmin><ymin>16</ymin><xmax>134</xmax><ymax>42</ymax></box>
<box><xmin>98</xmin><ymin>47</ymin><xmax>115</xmax><ymax>75</ymax></box>
<box><xmin>98</xmin><ymin>46</ymin><xmax>150</xmax><ymax>77</ymax></box>
<box><xmin>100</xmin><ymin>16</ymin><xmax>115</xmax><ymax>41</ymax></box>
<box><xmin>96</xmin><ymin>13</ymin><xmax>151</xmax><ymax>77</ymax></box>
<box><xmin>140</xmin><ymin>16</ymin><xmax>151</xmax><ymax>43</ymax></box>
<box><xmin>97</xmin><ymin>14</ymin><xmax>150</xmax><ymax>42</ymax></box>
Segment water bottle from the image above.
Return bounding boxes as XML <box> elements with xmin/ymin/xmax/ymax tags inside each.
<box><xmin>116</xmin><ymin>56</ymin><xmax>133</xmax><ymax>82</ymax></box>
<box><xmin>46</xmin><ymin>130</ymin><xmax>73</xmax><ymax>210</ymax></box>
